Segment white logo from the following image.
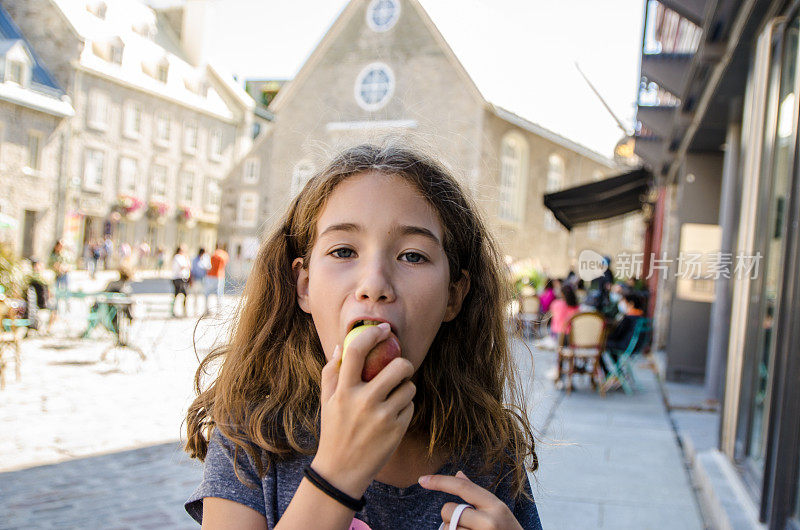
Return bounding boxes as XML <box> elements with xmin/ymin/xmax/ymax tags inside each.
<box><xmin>578</xmin><ymin>249</ymin><xmax>607</xmax><ymax>282</ymax></box>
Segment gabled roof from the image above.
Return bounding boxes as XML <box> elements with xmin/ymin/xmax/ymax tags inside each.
<box><xmin>0</xmin><ymin>4</ymin><xmax>64</xmax><ymax>94</ymax></box>
<box><xmin>47</xmin><ymin>0</ymin><xmax>253</xmax><ymax>119</ymax></box>
<box><xmin>269</xmin><ymin>0</ymin><xmax>485</xmax><ymax>113</ymax></box>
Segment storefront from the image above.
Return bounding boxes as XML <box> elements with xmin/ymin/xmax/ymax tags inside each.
<box><xmin>634</xmin><ymin>1</ymin><xmax>800</xmax><ymax>527</ymax></box>
<box><xmin>721</xmin><ymin>6</ymin><xmax>800</xmax><ymax>527</ymax></box>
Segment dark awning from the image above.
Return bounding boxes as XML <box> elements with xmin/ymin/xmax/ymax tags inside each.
<box><xmin>543</xmin><ymin>167</ymin><xmax>653</xmax><ymax>231</ymax></box>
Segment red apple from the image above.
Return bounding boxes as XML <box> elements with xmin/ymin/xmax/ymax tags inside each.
<box><xmin>343</xmin><ymin>324</ymin><xmax>402</xmax><ymax>381</ymax></box>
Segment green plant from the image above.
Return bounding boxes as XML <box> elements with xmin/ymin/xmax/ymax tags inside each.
<box><xmin>511</xmin><ymin>265</ymin><xmax>546</xmax><ymax>297</ymax></box>
<box><xmin>0</xmin><ymin>243</ymin><xmax>25</xmax><ymax>298</ymax></box>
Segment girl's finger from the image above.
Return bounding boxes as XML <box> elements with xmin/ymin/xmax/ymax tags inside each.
<box><xmin>320</xmin><ymin>344</ymin><xmax>342</xmax><ymax>402</ymax></box>
<box><xmin>339</xmin><ymin>323</ymin><xmax>390</xmax><ymax>387</ymax></box>
<box><xmin>441</xmin><ymin>502</ymin><xmax>484</xmax><ymax>530</ymax></box>
<box><xmin>418</xmin><ymin>472</ymin><xmax>498</xmax><ymax>509</ymax></box>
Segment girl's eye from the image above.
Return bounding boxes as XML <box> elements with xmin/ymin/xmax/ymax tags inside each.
<box><xmin>400</xmin><ymin>251</ymin><xmax>427</xmax><ymax>263</ymax></box>
<box><xmin>331</xmin><ymin>248</ymin><xmax>355</xmax><ymax>259</ymax></box>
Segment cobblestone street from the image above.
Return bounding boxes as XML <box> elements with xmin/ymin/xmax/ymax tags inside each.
<box><xmin>0</xmin><ymin>287</ymin><xmax>704</xmax><ymax>529</ymax></box>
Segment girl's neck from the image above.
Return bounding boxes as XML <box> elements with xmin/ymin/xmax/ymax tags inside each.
<box><xmin>374</xmin><ymin>432</ymin><xmax>450</xmax><ymax>489</ymax></box>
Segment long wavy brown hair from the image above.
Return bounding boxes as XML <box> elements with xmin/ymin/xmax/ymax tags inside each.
<box><xmin>185</xmin><ymin>143</ymin><xmax>538</xmax><ymax>501</ymax></box>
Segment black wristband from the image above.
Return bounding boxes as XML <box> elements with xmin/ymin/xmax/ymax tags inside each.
<box><xmin>303</xmin><ymin>465</ymin><xmax>367</xmax><ymax>512</ymax></box>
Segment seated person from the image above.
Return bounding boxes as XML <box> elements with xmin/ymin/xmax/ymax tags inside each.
<box><xmin>600</xmin><ymin>290</ymin><xmax>646</xmax><ymax>375</ymax></box>
<box><xmin>86</xmin><ymin>268</ymin><xmax>133</xmax><ymax>334</ymax></box>
<box><xmin>550</xmin><ymin>283</ymin><xmax>581</xmax><ymax>345</ymax></box>
<box><xmin>25</xmin><ymin>259</ymin><xmax>52</xmax><ymax>331</ymax></box>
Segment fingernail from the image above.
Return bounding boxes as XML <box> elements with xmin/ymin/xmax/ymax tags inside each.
<box><xmin>418</xmin><ymin>475</ymin><xmax>430</xmax><ymax>486</ymax></box>
<box><xmin>456</xmin><ymin>470</ymin><xmax>467</xmax><ymax>479</ymax></box>
<box><xmin>378</xmin><ymin>322</ymin><xmax>390</xmax><ymax>331</ymax></box>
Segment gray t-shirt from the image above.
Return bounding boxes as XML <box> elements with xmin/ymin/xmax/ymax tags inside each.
<box><xmin>185</xmin><ymin>429</ymin><xmax>543</xmax><ymax>529</ymax></box>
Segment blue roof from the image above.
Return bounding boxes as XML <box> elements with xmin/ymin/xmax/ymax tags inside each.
<box><xmin>0</xmin><ymin>4</ymin><xmax>64</xmax><ymax>94</ymax></box>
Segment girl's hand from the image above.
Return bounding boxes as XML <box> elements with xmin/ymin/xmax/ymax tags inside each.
<box><xmin>312</xmin><ymin>323</ymin><xmax>416</xmax><ymax>500</ymax></box>
<box><xmin>419</xmin><ymin>471</ymin><xmax>523</xmax><ymax>530</ymax></box>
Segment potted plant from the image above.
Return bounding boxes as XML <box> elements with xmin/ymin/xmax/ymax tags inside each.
<box><xmin>146</xmin><ymin>200</ymin><xmax>171</xmax><ymax>224</ymax></box>
<box><xmin>176</xmin><ymin>204</ymin><xmax>196</xmax><ymax>228</ymax></box>
<box><xmin>114</xmin><ymin>194</ymin><xmax>144</xmax><ymax>221</ymax></box>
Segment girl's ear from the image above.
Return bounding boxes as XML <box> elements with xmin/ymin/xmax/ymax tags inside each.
<box><xmin>292</xmin><ymin>257</ymin><xmax>311</xmax><ymax>313</ymax></box>
<box><xmin>443</xmin><ymin>269</ymin><xmax>470</xmax><ymax>322</ymax></box>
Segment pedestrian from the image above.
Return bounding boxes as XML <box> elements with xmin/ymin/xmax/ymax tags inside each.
<box><xmin>47</xmin><ymin>240</ymin><xmax>71</xmax><ymax>330</ymax></box>
<box><xmin>119</xmin><ymin>242</ymin><xmax>132</xmax><ymax>270</ymax></box>
<box><xmin>204</xmin><ymin>242</ymin><xmax>229</xmax><ymax>315</ymax></box>
<box><xmin>136</xmin><ymin>241</ymin><xmax>150</xmax><ymax>270</ymax></box>
<box><xmin>190</xmin><ymin>247</ymin><xmax>211</xmax><ymax>316</ymax></box>
<box><xmin>103</xmin><ymin>236</ymin><xmax>114</xmax><ymax>270</ymax></box>
<box><xmin>538</xmin><ymin>278</ymin><xmax>556</xmax><ymax>314</ymax></box>
<box><xmin>89</xmin><ymin>240</ymin><xmax>101</xmax><ymax>279</ymax></box>
<box><xmin>171</xmin><ymin>245</ymin><xmax>190</xmax><ymax>318</ymax></box>
<box><xmin>183</xmin><ymin>144</ymin><xmax>543</xmax><ymax>529</ymax></box>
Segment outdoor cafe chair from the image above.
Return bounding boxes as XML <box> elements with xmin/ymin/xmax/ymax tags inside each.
<box><xmin>600</xmin><ymin>317</ymin><xmax>653</xmax><ymax>396</ymax></box>
<box><xmin>0</xmin><ymin>297</ymin><xmax>30</xmax><ymax>390</ymax></box>
<box><xmin>556</xmin><ymin>311</ymin><xmax>607</xmax><ymax>393</ymax></box>
<box><xmin>515</xmin><ymin>291</ymin><xmax>542</xmax><ymax>339</ymax></box>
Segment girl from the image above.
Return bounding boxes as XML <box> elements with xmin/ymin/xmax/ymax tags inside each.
<box><xmin>184</xmin><ymin>144</ymin><xmax>542</xmax><ymax>529</ymax></box>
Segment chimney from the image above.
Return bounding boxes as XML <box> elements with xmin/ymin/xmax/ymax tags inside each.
<box><xmin>181</xmin><ymin>0</ymin><xmax>211</xmax><ymax>66</ymax></box>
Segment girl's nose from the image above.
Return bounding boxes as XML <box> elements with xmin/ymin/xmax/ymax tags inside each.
<box><xmin>355</xmin><ymin>259</ymin><xmax>396</xmax><ymax>302</ymax></box>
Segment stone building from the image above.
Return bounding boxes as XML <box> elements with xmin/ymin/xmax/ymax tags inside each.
<box><xmin>0</xmin><ymin>0</ymin><xmax>254</xmax><ymax>263</ymax></box>
<box><xmin>0</xmin><ymin>4</ymin><xmax>73</xmax><ymax>260</ymax></box>
<box><xmin>220</xmin><ymin>0</ymin><xmax>644</xmax><ymax>278</ymax></box>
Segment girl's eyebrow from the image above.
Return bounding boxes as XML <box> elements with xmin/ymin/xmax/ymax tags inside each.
<box><xmin>319</xmin><ymin>222</ymin><xmax>442</xmax><ymax>246</ymax></box>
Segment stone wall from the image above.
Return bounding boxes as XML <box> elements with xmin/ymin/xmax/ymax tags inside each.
<box><xmin>0</xmin><ymin>100</ymin><xmax>67</xmax><ymax>259</ymax></box>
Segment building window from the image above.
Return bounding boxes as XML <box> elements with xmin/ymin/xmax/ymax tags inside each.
<box><xmin>243</xmin><ymin>158</ymin><xmax>260</xmax><ymax>184</ymax></box>
<box><xmin>238</xmin><ymin>192</ymin><xmax>258</xmax><ymax>227</ymax></box>
<box><xmin>209</xmin><ymin>129</ymin><xmax>223</xmax><ymax>160</ymax></box>
<box><xmin>110</xmin><ymin>43</ymin><xmax>124</xmax><ymax>65</ymax></box>
<box><xmin>205</xmin><ymin>178</ymin><xmax>220</xmax><ymax>212</ymax></box>
<box><xmin>183</xmin><ymin>122</ymin><xmax>198</xmax><ymax>154</ymax></box>
<box><xmin>6</xmin><ymin>60</ymin><xmax>24</xmax><ymax>85</ymax></box>
<box><xmin>180</xmin><ymin>171</ymin><xmax>195</xmax><ymax>204</ymax></box>
<box><xmin>118</xmin><ymin>156</ymin><xmax>138</xmax><ymax>195</ymax></box>
<box><xmin>123</xmin><ymin>101</ymin><xmax>142</xmax><ymax>139</ymax></box>
<box><xmin>156</xmin><ymin>61</ymin><xmax>169</xmax><ymax>83</ymax></box>
<box><xmin>155</xmin><ymin>112</ymin><xmax>171</xmax><ymax>145</ymax></box>
<box><xmin>88</xmin><ymin>90</ymin><xmax>110</xmax><ymax>130</ymax></box>
<box><xmin>545</xmin><ymin>154</ymin><xmax>564</xmax><ymax>231</ymax></box>
<box><xmin>498</xmin><ymin>134</ymin><xmax>528</xmax><ymax>223</ymax></box>
<box><xmin>86</xmin><ymin>1</ymin><xmax>107</xmax><ymax>19</ymax></box>
<box><xmin>26</xmin><ymin>132</ymin><xmax>41</xmax><ymax>171</ymax></box>
<box><xmin>151</xmin><ymin>164</ymin><xmax>168</xmax><ymax>199</ymax></box>
<box><xmin>291</xmin><ymin>160</ymin><xmax>315</xmax><ymax>196</ymax></box>
<box><xmin>366</xmin><ymin>0</ymin><xmax>400</xmax><ymax>32</ymax></box>
<box><xmin>83</xmin><ymin>148</ymin><xmax>105</xmax><ymax>191</ymax></box>
<box><xmin>355</xmin><ymin>63</ymin><xmax>394</xmax><ymax>111</ymax></box>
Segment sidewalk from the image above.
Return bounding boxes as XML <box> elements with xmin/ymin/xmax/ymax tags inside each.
<box><xmin>526</xmin><ymin>342</ymin><xmax>705</xmax><ymax>529</ymax></box>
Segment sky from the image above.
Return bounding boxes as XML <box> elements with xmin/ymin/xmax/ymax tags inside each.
<box><xmin>203</xmin><ymin>0</ymin><xmax>646</xmax><ymax>158</ymax></box>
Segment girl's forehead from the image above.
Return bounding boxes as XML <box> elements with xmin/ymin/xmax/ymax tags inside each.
<box><xmin>315</xmin><ymin>172</ymin><xmax>442</xmax><ymax>236</ymax></box>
